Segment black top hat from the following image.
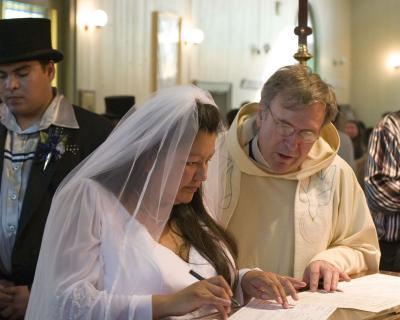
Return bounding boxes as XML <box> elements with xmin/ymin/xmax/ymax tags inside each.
<box><xmin>0</xmin><ymin>18</ymin><xmax>63</xmax><ymax>64</ymax></box>
<box><xmin>104</xmin><ymin>96</ymin><xmax>135</xmax><ymax>120</ymax></box>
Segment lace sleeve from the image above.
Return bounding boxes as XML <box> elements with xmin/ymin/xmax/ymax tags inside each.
<box><xmin>27</xmin><ymin>179</ymin><xmax>152</xmax><ymax>320</ymax></box>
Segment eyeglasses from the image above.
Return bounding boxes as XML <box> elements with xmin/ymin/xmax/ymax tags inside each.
<box><xmin>266</xmin><ymin>107</ymin><xmax>319</xmax><ymax>143</ymax></box>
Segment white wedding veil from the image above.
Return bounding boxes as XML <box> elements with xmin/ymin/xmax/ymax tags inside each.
<box><xmin>26</xmin><ymin>85</ymin><xmax>227</xmax><ymax>319</ymax></box>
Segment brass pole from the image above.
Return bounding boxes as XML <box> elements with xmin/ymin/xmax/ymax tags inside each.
<box><xmin>294</xmin><ymin>0</ymin><xmax>313</xmax><ymax>65</ymax></box>
<box><xmin>294</xmin><ymin>43</ymin><xmax>313</xmax><ymax>66</ymax></box>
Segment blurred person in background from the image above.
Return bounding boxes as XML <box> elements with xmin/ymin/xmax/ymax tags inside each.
<box><xmin>345</xmin><ymin>120</ymin><xmax>366</xmax><ymax>160</ymax></box>
<box><xmin>365</xmin><ymin>111</ymin><xmax>400</xmax><ymax>271</ymax></box>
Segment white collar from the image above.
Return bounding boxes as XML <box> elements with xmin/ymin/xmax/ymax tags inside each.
<box><xmin>0</xmin><ymin>91</ymin><xmax>79</xmax><ymax>134</ymax></box>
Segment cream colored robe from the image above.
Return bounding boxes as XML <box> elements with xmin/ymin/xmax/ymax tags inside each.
<box><xmin>221</xmin><ymin>103</ymin><xmax>380</xmax><ymax>279</ymax></box>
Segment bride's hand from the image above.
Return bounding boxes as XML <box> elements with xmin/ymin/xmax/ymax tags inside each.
<box><xmin>241</xmin><ymin>270</ymin><xmax>306</xmax><ymax>308</ymax></box>
<box><xmin>152</xmin><ymin>275</ymin><xmax>233</xmax><ymax>319</ymax></box>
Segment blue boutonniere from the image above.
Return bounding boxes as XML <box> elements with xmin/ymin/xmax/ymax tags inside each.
<box><xmin>36</xmin><ymin>127</ymin><xmax>79</xmax><ymax>171</ymax></box>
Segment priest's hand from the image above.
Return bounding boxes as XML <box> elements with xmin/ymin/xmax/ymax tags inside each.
<box><xmin>303</xmin><ymin>260</ymin><xmax>351</xmax><ymax>292</ymax></box>
<box><xmin>241</xmin><ymin>270</ymin><xmax>306</xmax><ymax>308</ymax></box>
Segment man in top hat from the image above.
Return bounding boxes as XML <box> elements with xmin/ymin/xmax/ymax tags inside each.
<box><xmin>0</xmin><ymin>18</ymin><xmax>112</xmax><ymax>318</ymax></box>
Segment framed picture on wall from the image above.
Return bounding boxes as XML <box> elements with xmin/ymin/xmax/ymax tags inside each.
<box><xmin>78</xmin><ymin>90</ymin><xmax>96</xmax><ymax>112</ymax></box>
<box><xmin>151</xmin><ymin>11</ymin><xmax>181</xmax><ymax>91</ymax></box>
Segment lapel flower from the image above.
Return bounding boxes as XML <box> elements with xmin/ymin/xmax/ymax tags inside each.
<box><xmin>36</xmin><ymin>127</ymin><xmax>78</xmax><ymax>171</ymax></box>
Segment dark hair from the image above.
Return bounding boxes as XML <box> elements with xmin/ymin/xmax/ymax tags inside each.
<box><xmin>170</xmin><ymin>191</ymin><xmax>238</xmax><ymax>287</ymax></box>
<box><xmin>95</xmin><ymin>101</ymin><xmax>238</xmax><ymax>286</ymax></box>
<box><xmin>196</xmin><ymin>101</ymin><xmax>223</xmax><ymax>132</ymax></box>
<box><xmin>332</xmin><ymin>105</ymin><xmax>347</xmax><ymax>131</ymax></box>
<box><xmin>169</xmin><ymin>102</ymin><xmax>238</xmax><ymax>287</ymax></box>
<box><xmin>38</xmin><ymin>59</ymin><xmax>52</xmax><ymax>70</ymax></box>
<box><xmin>226</xmin><ymin>108</ymin><xmax>240</xmax><ymax>127</ymax></box>
<box><xmin>346</xmin><ymin>120</ymin><xmax>366</xmax><ymax>159</ymax></box>
<box><xmin>364</xmin><ymin>127</ymin><xmax>373</xmax><ymax>147</ymax></box>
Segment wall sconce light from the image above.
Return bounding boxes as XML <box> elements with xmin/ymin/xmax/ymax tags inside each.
<box><xmin>82</xmin><ymin>9</ymin><xmax>108</xmax><ymax>31</ymax></box>
<box><xmin>182</xmin><ymin>28</ymin><xmax>204</xmax><ymax>45</ymax></box>
<box><xmin>388</xmin><ymin>54</ymin><xmax>400</xmax><ymax>69</ymax></box>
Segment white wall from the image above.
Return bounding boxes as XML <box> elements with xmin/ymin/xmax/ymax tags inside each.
<box><xmin>75</xmin><ymin>0</ymin><xmax>351</xmax><ymax>114</ymax></box>
<box><xmin>76</xmin><ymin>0</ymin><xmax>192</xmax><ymax>113</ymax></box>
<box><xmin>311</xmin><ymin>0</ymin><xmax>351</xmax><ymax>104</ymax></box>
<box><xmin>351</xmin><ymin>0</ymin><xmax>400</xmax><ymax>126</ymax></box>
<box><xmin>191</xmin><ymin>0</ymin><xmax>296</xmax><ymax>109</ymax></box>
<box><xmin>190</xmin><ymin>0</ymin><xmax>352</xmax><ymax>109</ymax></box>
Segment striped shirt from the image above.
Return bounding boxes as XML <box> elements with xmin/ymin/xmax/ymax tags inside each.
<box><xmin>365</xmin><ymin>111</ymin><xmax>400</xmax><ymax>242</ymax></box>
<box><xmin>0</xmin><ymin>93</ymin><xmax>79</xmax><ymax>274</ymax></box>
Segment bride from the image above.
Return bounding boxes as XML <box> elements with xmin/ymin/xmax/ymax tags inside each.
<box><xmin>26</xmin><ymin>86</ymin><xmax>305</xmax><ymax>319</ymax></box>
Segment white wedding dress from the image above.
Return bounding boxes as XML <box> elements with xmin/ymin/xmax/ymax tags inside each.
<box><xmin>26</xmin><ymin>85</ymin><xmax>245</xmax><ymax>320</ymax></box>
<box><xmin>27</xmin><ymin>179</ymin><xmax>241</xmax><ymax>319</ymax></box>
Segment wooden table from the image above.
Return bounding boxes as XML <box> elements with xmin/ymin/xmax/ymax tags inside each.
<box><xmin>329</xmin><ymin>308</ymin><xmax>400</xmax><ymax>320</ymax></box>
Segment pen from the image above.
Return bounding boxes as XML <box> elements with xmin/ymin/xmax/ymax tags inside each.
<box><xmin>189</xmin><ymin>269</ymin><xmax>241</xmax><ymax>307</ymax></box>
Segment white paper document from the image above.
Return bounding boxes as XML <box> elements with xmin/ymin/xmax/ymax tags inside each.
<box><xmin>229</xmin><ymin>273</ymin><xmax>400</xmax><ymax>319</ymax></box>
<box><xmin>297</xmin><ymin>273</ymin><xmax>400</xmax><ymax>313</ymax></box>
<box><xmin>229</xmin><ymin>299</ymin><xmax>336</xmax><ymax>320</ymax></box>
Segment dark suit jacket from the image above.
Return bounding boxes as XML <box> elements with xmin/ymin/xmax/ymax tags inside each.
<box><xmin>0</xmin><ymin>106</ymin><xmax>113</xmax><ymax>286</ymax></box>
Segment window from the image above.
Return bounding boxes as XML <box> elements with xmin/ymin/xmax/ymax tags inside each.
<box><xmin>2</xmin><ymin>1</ymin><xmax>46</xmax><ymax>19</ymax></box>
